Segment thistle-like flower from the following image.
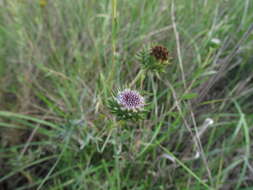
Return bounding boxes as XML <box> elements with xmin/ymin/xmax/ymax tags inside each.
<box><xmin>150</xmin><ymin>45</ymin><xmax>169</xmax><ymax>62</ymax></box>
<box><xmin>108</xmin><ymin>89</ymin><xmax>146</xmax><ymax>120</ymax></box>
<box><xmin>116</xmin><ymin>89</ymin><xmax>145</xmax><ymax>111</ymax></box>
<box><xmin>137</xmin><ymin>45</ymin><xmax>171</xmax><ymax>72</ymax></box>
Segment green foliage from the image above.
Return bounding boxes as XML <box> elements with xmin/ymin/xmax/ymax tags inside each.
<box><xmin>0</xmin><ymin>0</ymin><xmax>253</xmax><ymax>189</ymax></box>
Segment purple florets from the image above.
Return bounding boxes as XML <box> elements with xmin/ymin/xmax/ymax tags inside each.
<box><xmin>116</xmin><ymin>89</ymin><xmax>145</xmax><ymax>111</ymax></box>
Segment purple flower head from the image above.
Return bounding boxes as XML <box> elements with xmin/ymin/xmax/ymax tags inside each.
<box><xmin>116</xmin><ymin>89</ymin><xmax>145</xmax><ymax>111</ymax></box>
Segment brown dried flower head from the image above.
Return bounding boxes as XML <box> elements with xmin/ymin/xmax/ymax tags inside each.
<box><xmin>150</xmin><ymin>45</ymin><xmax>169</xmax><ymax>62</ymax></box>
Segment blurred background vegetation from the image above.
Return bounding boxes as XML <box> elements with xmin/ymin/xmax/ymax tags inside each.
<box><xmin>0</xmin><ymin>0</ymin><xmax>253</xmax><ymax>189</ymax></box>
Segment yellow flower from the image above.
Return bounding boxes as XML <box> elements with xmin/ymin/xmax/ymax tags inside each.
<box><xmin>39</xmin><ymin>0</ymin><xmax>47</xmax><ymax>8</ymax></box>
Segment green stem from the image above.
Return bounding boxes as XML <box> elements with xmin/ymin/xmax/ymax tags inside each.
<box><xmin>130</xmin><ymin>69</ymin><xmax>145</xmax><ymax>88</ymax></box>
<box><xmin>109</xmin><ymin>0</ymin><xmax>117</xmax><ymax>82</ymax></box>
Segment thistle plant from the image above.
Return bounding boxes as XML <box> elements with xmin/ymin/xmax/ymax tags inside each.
<box><xmin>150</xmin><ymin>45</ymin><xmax>169</xmax><ymax>62</ymax></box>
<box><xmin>137</xmin><ymin>45</ymin><xmax>171</xmax><ymax>72</ymax></box>
<box><xmin>129</xmin><ymin>45</ymin><xmax>171</xmax><ymax>88</ymax></box>
<box><xmin>108</xmin><ymin>89</ymin><xmax>146</xmax><ymax>120</ymax></box>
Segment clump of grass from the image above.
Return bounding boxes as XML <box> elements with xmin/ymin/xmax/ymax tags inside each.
<box><xmin>1</xmin><ymin>0</ymin><xmax>253</xmax><ymax>190</ymax></box>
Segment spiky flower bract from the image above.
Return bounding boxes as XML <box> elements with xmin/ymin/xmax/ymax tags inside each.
<box><xmin>108</xmin><ymin>89</ymin><xmax>146</xmax><ymax>121</ymax></box>
<box><xmin>136</xmin><ymin>45</ymin><xmax>171</xmax><ymax>72</ymax></box>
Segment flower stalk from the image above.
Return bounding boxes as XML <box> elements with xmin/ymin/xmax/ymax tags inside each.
<box><xmin>129</xmin><ymin>69</ymin><xmax>145</xmax><ymax>88</ymax></box>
